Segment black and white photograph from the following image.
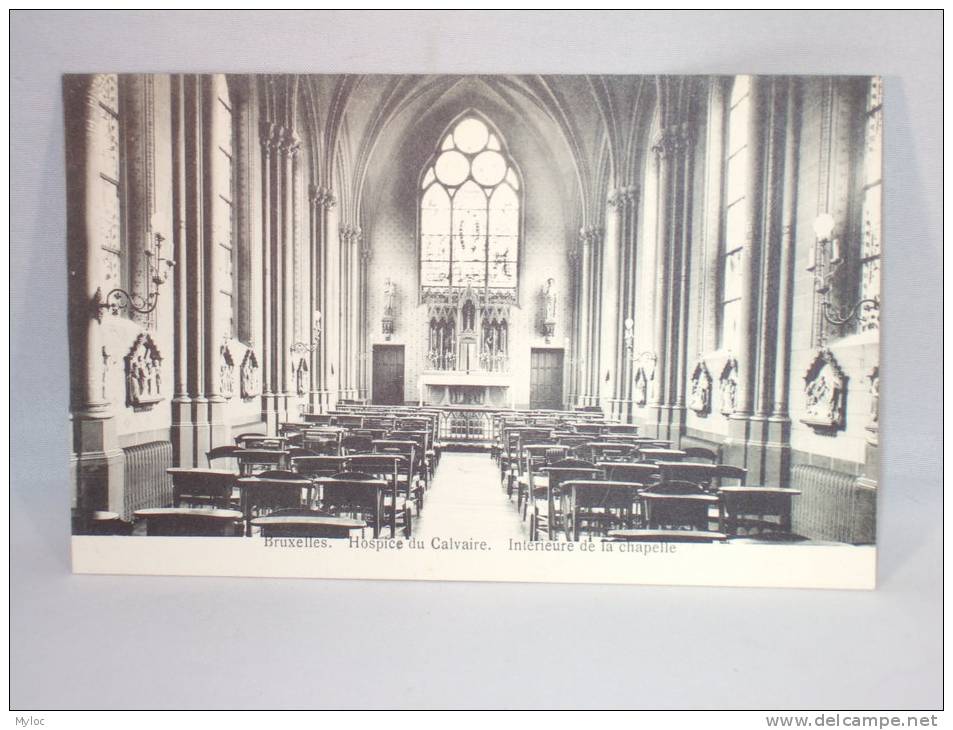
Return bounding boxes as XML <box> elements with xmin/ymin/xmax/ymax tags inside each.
<box><xmin>11</xmin><ymin>9</ymin><xmax>942</xmax><ymax>714</ymax></box>
<box><xmin>64</xmin><ymin>70</ymin><xmax>880</xmax><ymax>588</ymax></box>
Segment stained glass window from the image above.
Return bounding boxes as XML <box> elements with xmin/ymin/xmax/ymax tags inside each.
<box><xmin>859</xmin><ymin>77</ymin><xmax>882</xmax><ymax>332</ymax></box>
<box><xmin>720</xmin><ymin>76</ymin><xmax>750</xmax><ymax>351</ymax></box>
<box><xmin>95</xmin><ymin>74</ymin><xmax>124</xmax><ymax>290</ymax></box>
<box><xmin>420</xmin><ymin>116</ymin><xmax>519</xmax><ymax>290</ymax></box>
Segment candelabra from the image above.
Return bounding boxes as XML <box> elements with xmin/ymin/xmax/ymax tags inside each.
<box><xmin>809</xmin><ymin>213</ymin><xmax>880</xmax><ymax>326</ymax></box>
<box><xmin>91</xmin><ymin>233</ymin><xmax>175</xmax><ymax>320</ymax></box>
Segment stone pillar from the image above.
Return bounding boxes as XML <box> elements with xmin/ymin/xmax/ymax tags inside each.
<box><xmin>600</xmin><ymin>191</ymin><xmax>623</xmax><ymax>414</ymax></box>
<box><xmin>259</xmin><ymin>122</ymin><xmax>276</xmax><ymax>429</ymax></box>
<box><xmin>727</xmin><ymin>76</ymin><xmax>769</xmax><ymax>473</ymax></box>
<box><xmin>169</xmin><ymin>74</ymin><xmax>194</xmax><ymax>467</ymax></box>
<box><xmin>670</xmin><ymin>123</ymin><xmax>694</xmax><ymax>444</ymax></box>
<box><xmin>66</xmin><ymin>74</ymin><xmax>125</xmax><ymax>521</ymax></box>
<box><xmin>279</xmin><ymin>129</ymin><xmax>299</xmax><ymax>423</ymax></box>
<box><xmin>648</xmin><ymin>129</ymin><xmax>674</xmax><ymax>437</ymax></box>
<box><xmin>203</xmin><ymin>75</ymin><xmax>230</xmax><ymax>450</ymax></box>
<box><xmin>766</xmin><ymin>78</ymin><xmax>800</xmax><ymax>486</ymax></box>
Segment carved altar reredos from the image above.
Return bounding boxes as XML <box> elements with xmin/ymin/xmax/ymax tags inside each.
<box><xmin>689</xmin><ymin>360</ymin><xmax>713</xmax><ymax>416</ymax></box>
<box><xmin>420</xmin><ymin>284</ymin><xmax>514</xmax><ymax>406</ymax></box>
<box><xmin>125</xmin><ymin>333</ymin><xmax>163</xmax><ymax>408</ymax></box>
<box><xmin>220</xmin><ymin>344</ymin><xmax>235</xmax><ymax>399</ymax></box>
<box><xmin>719</xmin><ymin>357</ymin><xmax>739</xmax><ymax>416</ymax></box>
<box><xmin>240</xmin><ymin>349</ymin><xmax>261</xmax><ymax>400</ymax></box>
<box><xmin>801</xmin><ymin>348</ymin><xmax>848</xmax><ymax>432</ymax></box>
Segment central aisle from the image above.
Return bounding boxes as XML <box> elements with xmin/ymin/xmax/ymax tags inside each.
<box><xmin>414</xmin><ymin>452</ymin><xmax>528</xmax><ymax>541</ymax></box>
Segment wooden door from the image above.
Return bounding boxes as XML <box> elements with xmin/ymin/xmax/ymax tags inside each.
<box><xmin>372</xmin><ymin>345</ymin><xmax>405</xmax><ymax>405</ymax></box>
<box><xmin>529</xmin><ymin>348</ymin><xmax>564</xmax><ymax>410</ymax></box>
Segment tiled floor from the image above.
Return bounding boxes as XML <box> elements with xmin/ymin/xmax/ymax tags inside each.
<box><xmin>415</xmin><ymin>451</ymin><xmax>528</xmax><ymax>541</ymax></box>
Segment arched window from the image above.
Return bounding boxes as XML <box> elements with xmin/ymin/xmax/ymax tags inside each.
<box><xmin>858</xmin><ymin>77</ymin><xmax>882</xmax><ymax>331</ymax></box>
<box><xmin>212</xmin><ymin>76</ymin><xmax>237</xmax><ymax>339</ymax></box>
<box><xmin>420</xmin><ymin>116</ymin><xmax>520</xmax><ymax>291</ymax></box>
<box><xmin>719</xmin><ymin>75</ymin><xmax>750</xmax><ymax>350</ymax></box>
<box><xmin>94</xmin><ymin>74</ymin><xmax>127</xmax><ymax>304</ymax></box>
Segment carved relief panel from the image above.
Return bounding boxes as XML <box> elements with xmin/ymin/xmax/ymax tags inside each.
<box><xmin>220</xmin><ymin>344</ymin><xmax>235</xmax><ymax>399</ymax></box>
<box><xmin>240</xmin><ymin>350</ymin><xmax>261</xmax><ymax>400</ymax></box>
<box><xmin>689</xmin><ymin>360</ymin><xmax>712</xmax><ymax>416</ymax></box>
<box><xmin>801</xmin><ymin>349</ymin><xmax>848</xmax><ymax>432</ymax></box>
<box><xmin>719</xmin><ymin>358</ymin><xmax>739</xmax><ymax>416</ymax></box>
<box><xmin>124</xmin><ymin>333</ymin><xmax>163</xmax><ymax>407</ymax></box>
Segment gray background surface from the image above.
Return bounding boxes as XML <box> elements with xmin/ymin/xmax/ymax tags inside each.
<box><xmin>11</xmin><ymin>10</ymin><xmax>942</xmax><ymax>709</ymax></box>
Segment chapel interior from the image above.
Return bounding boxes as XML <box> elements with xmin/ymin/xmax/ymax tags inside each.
<box><xmin>65</xmin><ymin>73</ymin><xmax>881</xmax><ymax>543</ymax></box>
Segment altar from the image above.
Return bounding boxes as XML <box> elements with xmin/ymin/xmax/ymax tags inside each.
<box><xmin>418</xmin><ymin>370</ymin><xmax>515</xmax><ymax>408</ymax></box>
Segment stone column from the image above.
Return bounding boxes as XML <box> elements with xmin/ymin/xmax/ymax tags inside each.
<box><xmin>600</xmin><ymin>190</ymin><xmax>623</xmax><ymax>414</ymax></box>
<box><xmin>66</xmin><ymin>74</ymin><xmax>125</xmax><ymax>521</ymax></box>
<box><xmin>727</xmin><ymin>76</ymin><xmax>769</xmax><ymax>473</ymax></box>
<box><xmin>169</xmin><ymin>74</ymin><xmax>193</xmax><ymax>467</ymax></box>
<box><xmin>259</xmin><ymin>121</ymin><xmax>276</xmax><ymax>430</ymax></box>
<box><xmin>648</xmin><ymin>129</ymin><xmax>674</xmax><ymax>436</ymax></box>
<box><xmin>203</xmin><ymin>75</ymin><xmax>229</xmax><ymax>450</ymax></box>
<box><xmin>766</xmin><ymin>77</ymin><xmax>800</xmax><ymax>486</ymax></box>
<box><xmin>279</xmin><ymin>129</ymin><xmax>299</xmax><ymax>423</ymax></box>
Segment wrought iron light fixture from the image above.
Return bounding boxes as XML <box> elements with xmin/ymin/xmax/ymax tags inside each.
<box><xmin>809</xmin><ymin>213</ymin><xmax>880</xmax><ymax>326</ymax></box>
<box><xmin>290</xmin><ymin>310</ymin><xmax>322</xmax><ymax>354</ymax></box>
<box><xmin>92</xmin><ymin>233</ymin><xmax>175</xmax><ymax>320</ymax></box>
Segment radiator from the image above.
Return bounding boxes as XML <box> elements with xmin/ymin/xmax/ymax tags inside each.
<box><xmin>122</xmin><ymin>440</ymin><xmax>174</xmax><ymax>519</ymax></box>
<box><xmin>791</xmin><ymin>464</ymin><xmax>876</xmax><ymax>544</ymax></box>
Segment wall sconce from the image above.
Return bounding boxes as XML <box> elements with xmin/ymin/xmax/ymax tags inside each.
<box><xmin>92</xmin><ymin>232</ymin><xmax>175</xmax><ymax>320</ymax></box>
<box><xmin>810</xmin><ymin>213</ymin><xmax>880</xmax><ymax>326</ymax></box>
<box><xmin>290</xmin><ymin>310</ymin><xmax>322</xmax><ymax>354</ymax></box>
<box><xmin>623</xmin><ymin>317</ymin><xmax>655</xmax><ymax>363</ymax></box>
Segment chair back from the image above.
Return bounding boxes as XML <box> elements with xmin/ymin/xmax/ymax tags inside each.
<box><xmin>341</xmin><ymin>434</ymin><xmax>374</xmax><ymax>455</ymax></box>
<box><xmin>206</xmin><ymin>445</ymin><xmax>243</xmax><ymax>470</ymax></box>
<box><xmin>239</xmin><ymin>476</ymin><xmax>312</xmax><ymax>518</ymax></box>
<box><xmin>317</xmin><ymin>471</ymin><xmax>386</xmax><ymax>536</ymax></box>
<box><xmin>333</xmin><ymin>414</ymin><xmax>364</xmax><ymax>429</ymax></box>
<box><xmin>287</xmin><ymin>447</ymin><xmax>319</xmax><ymax>460</ymax></box>
<box><xmin>235</xmin><ymin>433</ymin><xmax>286</xmax><ymax>450</ymax></box>
<box><xmin>657</xmin><ymin>461</ymin><xmax>721</xmax><ymax>491</ymax></box>
<box><xmin>589</xmin><ymin>441</ymin><xmax>636</xmax><ymax>463</ymax></box>
<box><xmin>716</xmin><ymin>464</ymin><xmax>748</xmax><ymax>486</ymax></box>
<box><xmin>638</xmin><ymin>448</ymin><xmax>687</xmax><ymax>463</ymax></box>
<box><xmin>348</xmin><ymin>454</ymin><xmax>405</xmax><ymax>498</ymax></box>
<box><xmin>292</xmin><ymin>455</ymin><xmax>350</xmax><ymax>478</ymax></box>
<box><xmin>302</xmin><ymin>413</ymin><xmax>334</xmax><ymax>425</ymax></box>
<box><xmin>599</xmin><ymin>461</ymin><xmax>659</xmax><ymax>485</ymax></box>
<box><xmin>683</xmin><ymin>447</ymin><xmax>719</xmax><ymax>463</ymax></box>
<box><xmin>564</xmin><ymin>480</ymin><xmax>641</xmax><ymax>510</ymax></box>
<box><xmin>168</xmin><ymin>468</ymin><xmax>236</xmax><ymax>508</ymax></box>
<box><xmin>235</xmin><ymin>448</ymin><xmax>290</xmax><ymax>475</ymax></box>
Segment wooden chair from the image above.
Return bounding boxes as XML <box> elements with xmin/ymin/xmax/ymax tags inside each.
<box><xmin>206</xmin><ymin>444</ymin><xmax>243</xmax><ymax>471</ymax></box>
<box><xmin>530</xmin><ymin>459</ymin><xmax>603</xmax><ymax>541</ymax></box>
<box><xmin>302</xmin><ymin>413</ymin><xmax>334</xmax><ymax>425</ymax></box>
<box><xmin>348</xmin><ymin>455</ymin><xmax>415</xmax><ymax>537</ymax></box>
<box><xmin>341</xmin><ymin>434</ymin><xmax>374</xmax><ymax>455</ymax></box>
<box><xmin>333</xmin><ymin>414</ymin><xmax>364</xmax><ymax>429</ymax></box>
<box><xmin>638</xmin><ymin>448</ymin><xmax>688</xmax><ymax>464</ymax></box>
<box><xmin>588</xmin><ymin>441</ymin><xmax>637</xmax><ymax>463</ymax></box>
<box><xmin>252</xmin><ymin>509</ymin><xmax>365</xmax><ymax>539</ymax></box>
<box><xmin>516</xmin><ymin>442</ymin><xmax>565</xmax><ymax>513</ymax></box>
<box><xmin>718</xmin><ymin>487</ymin><xmax>801</xmax><ymax>537</ymax></box>
<box><xmin>716</xmin><ymin>464</ymin><xmax>748</xmax><ymax>487</ymax></box>
<box><xmin>683</xmin><ymin>446</ymin><xmax>719</xmax><ymax>463</ymax></box>
<box><xmin>372</xmin><ymin>440</ymin><xmax>422</xmax><ymax>513</ymax></box>
<box><xmin>235</xmin><ymin>433</ymin><xmax>287</xmax><ymax>450</ymax></box>
<box><xmin>657</xmin><ymin>461</ymin><xmax>721</xmax><ymax>492</ymax></box>
<box><xmin>134</xmin><ymin>508</ymin><xmax>243</xmax><ymax>537</ymax></box>
<box><xmin>237</xmin><ymin>473</ymin><xmax>315</xmax><ymax>536</ymax></box>
<box><xmin>316</xmin><ymin>472</ymin><xmax>388</xmax><ymax>538</ymax></box>
<box><xmin>168</xmin><ymin>468</ymin><xmax>237</xmax><ymax>509</ymax></box>
<box><xmin>640</xmin><ymin>481</ymin><xmax>719</xmax><ymax>531</ymax></box>
<box><xmin>561</xmin><ymin>480</ymin><xmax>642</xmax><ymax>541</ymax></box>
<box><xmin>292</xmin><ymin>455</ymin><xmax>350</xmax><ymax>479</ymax></box>
<box><xmin>235</xmin><ymin>448</ymin><xmax>290</xmax><ymax>475</ymax></box>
